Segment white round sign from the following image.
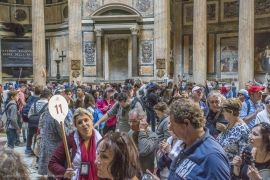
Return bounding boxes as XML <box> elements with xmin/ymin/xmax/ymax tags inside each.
<box><xmin>48</xmin><ymin>95</ymin><xmax>68</xmax><ymax>124</ymax></box>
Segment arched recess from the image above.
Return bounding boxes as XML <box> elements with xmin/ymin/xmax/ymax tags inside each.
<box><xmin>91</xmin><ymin>3</ymin><xmax>142</xmax><ymax>79</ymax></box>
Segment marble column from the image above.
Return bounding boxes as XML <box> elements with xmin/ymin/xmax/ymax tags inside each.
<box><xmin>0</xmin><ymin>39</ymin><xmax>2</xmax><ymax>84</ymax></box>
<box><xmin>193</xmin><ymin>0</ymin><xmax>207</xmax><ymax>84</ymax></box>
<box><xmin>154</xmin><ymin>0</ymin><xmax>170</xmax><ymax>78</ymax></box>
<box><xmin>131</xmin><ymin>28</ymin><xmax>138</xmax><ymax>77</ymax></box>
<box><xmin>95</xmin><ymin>29</ymin><xmax>103</xmax><ymax>77</ymax></box>
<box><xmin>32</xmin><ymin>0</ymin><xmax>46</xmax><ymax>86</ymax></box>
<box><xmin>68</xmin><ymin>0</ymin><xmax>82</xmax><ymax>81</ymax></box>
<box><xmin>238</xmin><ymin>0</ymin><xmax>254</xmax><ymax>88</ymax></box>
<box><xmin>173</xmin><ymin>2</ymin><xmax>182</xmax><ymax>82</ymax></box>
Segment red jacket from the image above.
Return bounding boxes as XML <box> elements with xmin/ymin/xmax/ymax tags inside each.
<box><xmin>96</xmin><ymin>98</ymin><xmax>116</xmax><ymax>126</ymax></box>
<box><xmin>221</xmin><ymin>86</ymin><xmax>227</xmax><ymax>95</ymax></box>
<box><xmin>48</xmin><ymin>132</ymin><xmax>78</xmax><ymax>180</ymax></box>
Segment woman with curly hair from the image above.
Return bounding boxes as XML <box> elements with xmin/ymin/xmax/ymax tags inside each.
<box><xmin>0</xmin><ymin>147</ymin><xmax>30</xmax><ymax>180</ymax></box>
<box><xmin>95</xmin><ymin>131</ymin><xmax>142</xmax><ymax>180</ymax></box>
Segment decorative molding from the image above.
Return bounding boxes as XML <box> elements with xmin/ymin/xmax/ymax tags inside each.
<box><xmin>221</xmin><ymin>0</ymin><xmax>239</xmax><ymax>22</ymax></box>
<box><xmin>255</xmin><ymin>0</ymin><xmax>270</xmax><ymax>18</ymax></box>
<box><xmin>130</xmin><ymin>27</ymin><xmax>138</xmax><ymax>35</ymax></box>
<box><xmin>63</xmin><ymin>5</ymin><xmax>68</xmax><ymax>19</ymax></box>
<box><xmin>156</xmin><ymin>59</ymin><xmax>166</xmax><ymax>69</ymax></box>
<box><xmin>136</xmin><ymin>0</ymin><xmax>151</xmax><ymax>12</ymax></box>
<box><xmin>183</xmin><ymin>1</ymin><xmax>218</xmax><ymax>25</ymax></box>
<box><xmin>157</xmin><ymin>69</ymin><xmax>165</xmax><ymax>78</ymax></box>
<box><xmin>86</xmin><ymin>0</ymin><xmax>100</xmax><ymax>14</ymax></box>
<box><xmin>141</xmin><ymin>41</ymin><xmax>152</xmax><ymax>63</ymax></box>
<box><xmin>94</xmin><ymin>29</ymin><xmax>103</xmax><ymax>36</ymax></box>
<box><xmin>72</xmin><ymin>70</ymin><xmax>80</xmax><ymax>78</ymax></box>
<box><xmin>71</xmin><ymin>60</ymin><xmax>81</xmax><ymax>70</ymax></box>
<box><xmin>13</xmin><ymin>9</ymin><xmax>27</xmax><ymax>22</ymax></box>
<box><xmin>84</xmin><ymin>42</ymin><xmax>96</xmax><ymax>65</ymax></box>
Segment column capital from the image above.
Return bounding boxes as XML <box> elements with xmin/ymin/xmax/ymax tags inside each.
<box><xmin>94</xmin><ymin>29</ymin><xmax>103</xmax><ymax>36</ymax></box>
<box><xmin>130</xmin><ymin>27</ymin><xmax>138</xmax><ymax>35</ymax></box>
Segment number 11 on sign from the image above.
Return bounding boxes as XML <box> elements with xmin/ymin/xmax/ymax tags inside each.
<box><xmin>54</xmin><ymin>104</ymin><xmax>63</xmax><ymax>114</ymax></box>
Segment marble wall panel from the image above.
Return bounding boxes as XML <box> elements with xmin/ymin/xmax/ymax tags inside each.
<box><xmin>134</xmin><ymin>0</ymin><xmax>154</xmax><ymax>17</ymax></box>
<box><xmin>141</xmin><ymin>30</ymin><xmax>153</xmax><ymax>40</ymax></box>
<box><xmin>140</xmin><ymin>40</ymin><xmax>153</xmax><ymax>64</ymax></box>
<box><xmin>0</xmin><ymin>5</ymin><xmax>10</xmax><ymax>22</ymax></box>
<box><xmin>141</xmin><ymin>66</ymin><xmax>153</xmax><ymax>75</ymax></box>
<box><xmin>44</xmin><ymin>6</ymin><xmax>61</xmax><ymax>24</ymax></box>
<box><xmin>84</xmin><ymin>66</ymin><xmax>96</xmax><ymax>76</ymax></box>
<box><xmin>49</xmin><ymin>36</ymin><xmax>69</xmax><ymax>77</ymax></box>
<box><xmin>103</xmin><ymin>0</ymin><xmax>132</xmax><ymax>7</ymax></box>
<box><xmin>82</xmin><ymin>0</ymin><xmax>102</xmax><ymax>18</ymax></box>
<box><xmin>84</xmin><ymin>32</ymin><xmax>95</xmax><ymax>41</ymax></box>
<box><xmin>83</xmin><ymin>42</ymin><xmax>96</xmax><ymax>65</ymax></box>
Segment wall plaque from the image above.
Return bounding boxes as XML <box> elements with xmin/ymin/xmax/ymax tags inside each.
<box><xmin>71</xmin><ymin>60</ymin><xmax>81</xmax><ymax>70</ymax></box>
<box><xmin>156</xmin><ymin>59</ymin><xmax>165</xmax><ymax>69</ymax></box>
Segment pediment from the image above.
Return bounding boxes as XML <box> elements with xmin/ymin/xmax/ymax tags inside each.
<box><xmin>91</xmin><ymin>3</ymin><xmax>142</xmax><ymax>22</ymax></box>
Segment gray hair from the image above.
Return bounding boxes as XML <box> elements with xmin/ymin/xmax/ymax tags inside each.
<box><xmin>73</xmin><ymin>108</ymin><xmax>93</xmax><ymax>126</ymax></box>
<box><xmin>128</xmin><ymin>108</ymin><xmax>146</xmax><ymax>120</ymax></box>
<box><xmin>207</xmin><ymin>91</ymin><xmax>223</xmax><ymax>100</ymax></box>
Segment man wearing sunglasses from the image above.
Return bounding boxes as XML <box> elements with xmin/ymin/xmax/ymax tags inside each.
<box><xmin>255</xmin><ymin>95</ymin><xmax>270</xmax><ymax>124</ymax></box>
<box><xmin>128</xmin><ymin>108</ymin><xmax>158</xmax><ymax>174</ymax></box>
<box><xmin>203</xmin><ymin>91</ymin><xmax>228</xmax><ymax>138</ymax></box>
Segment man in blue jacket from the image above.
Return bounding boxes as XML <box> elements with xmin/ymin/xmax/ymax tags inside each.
<box><xmin>147</xmin><ymin>99</ymin><xmax>230</xmax><ymax>180</ymax></box>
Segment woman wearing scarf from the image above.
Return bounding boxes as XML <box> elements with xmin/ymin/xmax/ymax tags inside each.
<box><xmin>49</xmin><ymin>108</ymin><xmax>102</xmax><ymax>180</ymax></box>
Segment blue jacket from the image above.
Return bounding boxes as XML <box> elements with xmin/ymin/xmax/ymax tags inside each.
<box><xmin>168</xmin><ymin>128</ymin><xmax>230</xmax><ymax>180</ymax></box>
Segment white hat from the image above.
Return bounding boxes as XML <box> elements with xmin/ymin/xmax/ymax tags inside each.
<box><xmin>192</xmin><ymin>86</ymin><xmax>204</xmax><ymax>93</ymax></box>
<box><xmin>238</xmin><ymin>89</ymin><xmax>248</xmax><ymax>95</ymax></box>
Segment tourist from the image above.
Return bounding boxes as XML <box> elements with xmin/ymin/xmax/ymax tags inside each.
<box><xmin>49</xmin><ymin>108</ymin><xmax>102</xmax><ymax>180</ymax></box>
<box><xmin>95</xmin><ymin>131</ymin><xmax>142</xmax><ymax>180</ymax></box>
<box><xmin>237</xmin><ymin>89</ymin><xmax>250</xmax><ymax>102</ymax></box>
<box><xmin>216</xmin><ymin>98</ymin><xmax>250</xmax><ymax>162</ymax></box>
<box><xmin>204</xmin><ymin>91</ymin><xmax>228</xmax><ymax>138</ymax></box>
<box><xmin>232</xmin><ymin>122</ymin><xmax>270</xmax><ymax>180</ymax></box>
<box><xmin>0</xmin><ymin>147</ymin><xmax>30</xmax><ymax>180</ymax></box>
<box><xmin>255</xmin><ymin>95</ymin><xmax>270</xmax><ymax>124</ymax></box>
<box><xmin>190</xmin><ymin>86</ymin><xmax>207</xmax><ymax>109</ymax></box>
<box><xmin>153</xmin><ymin>102</ymin><xmax>171</xmax><ymax>143</ymax></box>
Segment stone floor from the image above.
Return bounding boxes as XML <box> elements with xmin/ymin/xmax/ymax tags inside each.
<box><xmin>0</xmin><ymin>133</ymin><xmax>47</xmax><ymax>180</ymax></box>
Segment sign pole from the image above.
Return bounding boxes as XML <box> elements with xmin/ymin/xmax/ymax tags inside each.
<box><xmin>60</xmin><ymin>121</ymin><xmax>72</xmax><ymax>168</ymax></box>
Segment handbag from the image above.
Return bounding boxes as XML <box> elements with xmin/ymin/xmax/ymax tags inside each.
<box><xmin>22</xmin><ymin>122</ymin><xmax>28</xmax><ymax>130</ymax></box>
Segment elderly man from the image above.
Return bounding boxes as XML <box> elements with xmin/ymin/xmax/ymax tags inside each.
<box><xmin>165</xmin><ymin>99</ymin><xmax>230</xmax><ymax>179</ymax></box>
<box><xmin>128</xmin><ymin>108</ymin><xmax>158</xmax><ymax>174</ymax></box>
<box><xmin>94</xmin><ymin>93</ymin><xmax>143</xmax><ymax>132</ymax></box>
<box><xmin>237</xmin><ymin>89</ymin><xmax>250</xmax><ymax>102</ymax></box>
<box><xmin>203</xmin><ymin>91</ymin><xmax>228</xmax><ymax>138</ymax></box>
<box><xmin>190</xmin><ymin>86</ymin><xmax>206</xmax><ymax>109</ymax></box>
<box><xmin>240</xmin><ymin>86</ymin><xmax>265</xmax><ymax>129</ymax></box>
<box><xmin>255</xmin><ymin>95</ymin><xmax>270</xmax><ymax>124</ymax></box>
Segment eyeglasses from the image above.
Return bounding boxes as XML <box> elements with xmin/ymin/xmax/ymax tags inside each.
<box><xmin>209</xmin><ymin>100</ymin><xmax>220</xmax><ymax>104</ymax></box>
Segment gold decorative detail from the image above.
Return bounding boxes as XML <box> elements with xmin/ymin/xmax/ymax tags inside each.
<box><xmin>72</xmin><ymin>70</ymin><xmax>80</xmax><ymax>78</ymax></box>
<box><xmin>157</xmin><ymin>69</ymin><xmax>165</xmax><ymax>78</ymax></box>
<box><xmin>71</xmin><ymin>60</ymin><xmax>80</xmax><ymax>70</ymax></box>
<box><xmin>156</xmin><ymin>59</ymin><xmax>166</xmax><ymax>69</ymax></box>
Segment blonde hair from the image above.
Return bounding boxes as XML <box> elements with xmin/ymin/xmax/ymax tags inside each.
<box><xmin>73</xmin><ymin>108</ymin><xmax>93</xmax><ymax>126</ymax></box>
<box><xmin>222</xmin><ymin>98</ymin><xmax>242</xmax><ymax>116</ymax></box>
<box><xmin>0</xmin><ymin>148</ymin><xmax>30</xmax><ymax>180</ymax></box>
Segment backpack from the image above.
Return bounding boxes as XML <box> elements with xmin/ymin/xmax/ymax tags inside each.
<box><xmin>28</xmin><ymin>103</ymin><xmax>48</xmax><ymax>128</ymax></box>
<box><xmin>0</xmin><ymin>103</ymin><xmax>17</xmax><ymax>129</ymax></box>
<box><xmin>21</xmin><ymin>96</ymin><xmax>40</xmax><ymax>123</ymax></box>
<box><xmin>130</xmin><ymin>96</ymin><xmax>146</xmax><ymax>111</ymax></box>
<box><xmin>246</xmin><ymin>99</ymin><xmax>265</xmax><ymax>116</ymax></box>
<box><xmin>93</xmin><ymin>107</ymin><xmax>105</xmax><ymax>129</ymax></box>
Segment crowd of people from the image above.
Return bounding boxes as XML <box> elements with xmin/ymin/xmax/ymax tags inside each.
<box><xmin>0</xmin><ymin>78</ymin><xmax>269</xmax><ymax>180</ymax></box>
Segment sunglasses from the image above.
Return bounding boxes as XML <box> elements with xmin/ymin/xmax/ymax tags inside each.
<box><xmin>107</xmin><ymin>131</ymin><xmax>126</xmax><ymax>145</ymax></box>
<box><xmin>261</xmin><ymin>122</ymin><xmax>270</xmax><ymax>132</ymax></box>
<box><xmin>209</xmin><ymin>100</ymin><xmax>220</xmax><ymax>104</ymax></box>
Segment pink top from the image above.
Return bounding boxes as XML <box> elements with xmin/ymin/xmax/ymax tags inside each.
<box><xmin>96</xmin><ymin>97</ymin><xmax>117</xmax><ymax>126</ymax></box>
<box><xmin>221</xmin><ymin>86</ymin><xmax>227</xmax><ymax>95</ymax></box>
<box><xmin>17</xmin><ymin>91</ymin><xmax>25</xmax><ymax>111</ymax></box>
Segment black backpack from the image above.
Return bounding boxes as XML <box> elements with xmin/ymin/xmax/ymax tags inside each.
<box><xmin>28</xmin><ymin>102</ymin><xmax>48</xmax><ymax>128</ymax></box>
<box><xmin>130</xmin><ymin>96</ymin><xmax>146</xmax><ymax>111</ymax></box>
<box><xmin>21</xmin><ymin>96</ymin><xmax>40</xmax><ymax>122</ymax></box>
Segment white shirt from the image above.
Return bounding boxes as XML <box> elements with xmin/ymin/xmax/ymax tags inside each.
<box><xmin>255</xmin><ymin>109</ymin><xmax>270</xmax><ymax>124</ymax></box>
<box><xmin>72</xmin><ymin>129</ymin><xmax>102</xmax><ymax>180</ymax></box>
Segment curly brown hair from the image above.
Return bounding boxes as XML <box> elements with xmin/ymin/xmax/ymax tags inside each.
<box><xmin>169</xmin><ymin>99</ymin><xmax>206</xmax><ymax>128</ymax></box>
<box><xmin>0</xmin><ymin>148</ymin><xmax>30</xmax><ymax>180</ymax></box>
<box><xmin>221</xmin><ymin>98</ymin><xmax>242</xmax><ymax>116</ymax></box>
<box><xmin>153</xmin><ymin>102</ymin><xmax>168</xmax><ymax>112</ymax></box>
